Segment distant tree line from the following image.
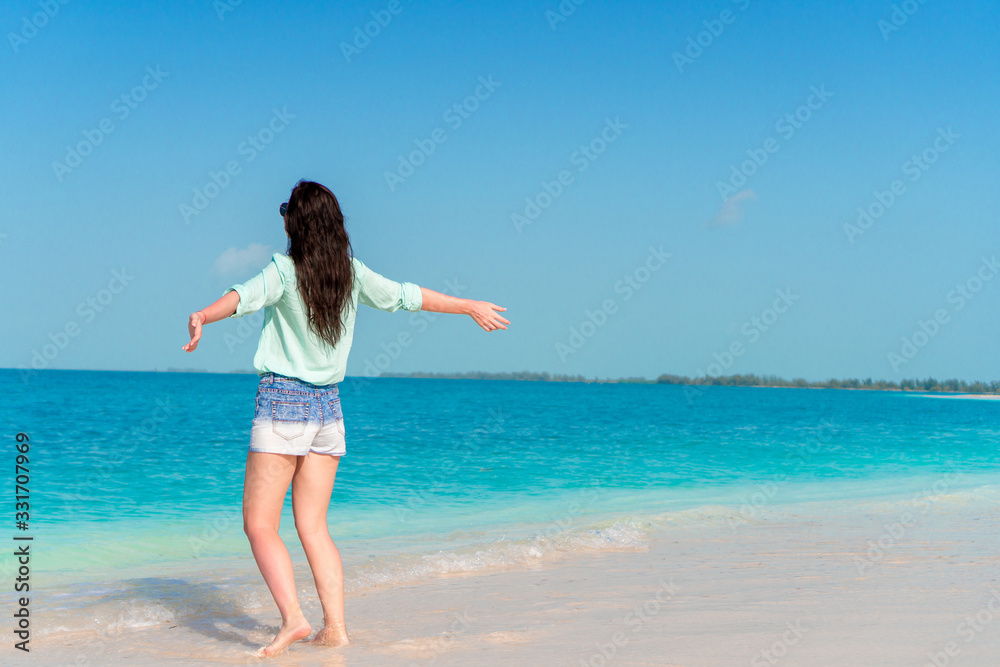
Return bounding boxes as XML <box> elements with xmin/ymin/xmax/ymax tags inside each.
<box><xmin>653</xmin><ymin>373</ymin><xmax>1000</xmax><ymax>393</ymax></box>
<box><xmin>379</xmin><ymin>371</ymin><xmax>1000</xmax><ymax>393</ymax></box>
<box><xmin>380</xmin><ymin>370</ymin><xmax>594</xmax><ymax>382</ymax></box>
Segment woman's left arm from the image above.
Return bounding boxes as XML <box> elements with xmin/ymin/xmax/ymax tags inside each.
<box><xmin>419</xmin><ymin>287</ymin><xmax>509</xmax><ymax>332</ymax></box>
<box><xmin>182</xmin><ymin>290</ymin><xmax>240</xmax><ymax>352</ymax></box>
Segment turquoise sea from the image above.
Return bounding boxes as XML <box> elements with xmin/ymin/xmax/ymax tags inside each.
<box><xmin>2</xmin><ymin>369</ymin><xmax>999</xmax><ymax>644</ymax></box>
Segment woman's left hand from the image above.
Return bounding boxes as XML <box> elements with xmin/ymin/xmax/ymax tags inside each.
<box><xmin>467</xmin><ymin>302</ymin><xmax>509</xmax><ymax>332</ymax></box>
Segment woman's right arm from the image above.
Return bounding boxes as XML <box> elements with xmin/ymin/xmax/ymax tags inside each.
<box><xmin>182</xmin><ymin>257</ymin><xmax>284</xmax><ymax>352</ymax></box>
<box><xmin>182</xmin><ymin>290</ymin><xmax>240</xmax><ymax>352</ymax></box>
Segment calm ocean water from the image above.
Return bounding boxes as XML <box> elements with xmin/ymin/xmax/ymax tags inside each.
<box><xmin>1</xmin><ymin>369</ymin><xmax>998</xmax><ymax>642</ymax></box>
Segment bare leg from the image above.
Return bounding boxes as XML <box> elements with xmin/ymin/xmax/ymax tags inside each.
<box><xmin>243</xmin><ymin>452</ymin><xmax>312</xmax><ymax>657</ymax></box>
<box><xmin>292</xmin><ymin>452</ymin><xmax>350</xmax><ymax>646</ymax></box>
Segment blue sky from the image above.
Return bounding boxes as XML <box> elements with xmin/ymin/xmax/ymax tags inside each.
<box><xmin>3</xmin><ymin>0</ymin><xmax>998</xmax><ymax>382</ymax></box>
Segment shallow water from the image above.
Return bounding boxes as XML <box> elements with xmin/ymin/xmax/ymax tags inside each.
<box><xmin>2</xmin><ymin>370</ymin><xmax>999</xmax><ymax>656</ymax></box>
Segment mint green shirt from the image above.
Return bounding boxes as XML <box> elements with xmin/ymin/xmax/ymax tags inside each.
<box><xmin>224</xmin><ymin>253</ymin><xmax>422</xmax><ymax>385</ymax></box>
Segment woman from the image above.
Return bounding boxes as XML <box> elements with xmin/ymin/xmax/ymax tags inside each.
<box><xmin>181</xmin><ymin>180</ymin><xmax>508</xmax><ymax>657</ymax></box>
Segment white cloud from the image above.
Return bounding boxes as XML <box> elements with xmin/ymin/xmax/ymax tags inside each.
<box><xmin>214</xmin><ymin>243</ymin><xmax>273</xmax><ymax>277</ymax></box>
<box><xmin>708</xmin><ymin>189</ymin><xmax>757</xmax><ymax>228</ymax></box>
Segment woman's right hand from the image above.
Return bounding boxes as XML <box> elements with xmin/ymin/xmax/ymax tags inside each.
<box><xmin>182</xmin><ymin>311</ymin><xmax>207</xmax><ymax>352</ymax></box>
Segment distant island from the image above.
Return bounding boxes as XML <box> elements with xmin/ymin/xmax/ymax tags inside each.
<box><xmin>379</xmin><ymin>371</ymin><xmax>1000</xmax><ymax>394</ymax></box>
<box><xmin>162</xmin><ymin>368</ymin><xmax>257</xmax><ymax>374</ymax></box>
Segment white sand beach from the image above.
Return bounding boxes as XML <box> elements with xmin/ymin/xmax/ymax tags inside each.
<box><xmin>919</xmin><ymin>394</ymin><xmax>1000</xmax><ymax>401</ymax></box>
<box><xmin>34</xmin><ymin>492</ymin><xmax>1000</xmax><ymax>666</ymax></box>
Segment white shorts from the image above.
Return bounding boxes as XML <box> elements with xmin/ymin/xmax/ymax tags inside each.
<box><xmin>247</xmin><ymin>373</ymin><xmax>346</xmax><ymax>457</ymax></box>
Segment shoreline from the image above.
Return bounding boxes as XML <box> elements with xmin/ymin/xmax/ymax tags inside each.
<box><xmin>27</xmin><ymin>470</ymin><xmax>1000</xmax><ymax>590</ymax></box>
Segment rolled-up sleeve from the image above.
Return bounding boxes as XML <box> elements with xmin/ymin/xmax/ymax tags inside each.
<box><xmin>355</xmin><ymin>260</ymin><xmax>422</xmax><ymax>313</ymax></box>
<box><xmin>223</xmin><ymin>259</ymin><xmax>285</xmax><ymax>318</ymax></box>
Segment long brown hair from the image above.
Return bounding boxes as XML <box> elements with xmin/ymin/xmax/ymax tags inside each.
<box><xmin>283</xmin><ymin>180</ymin><xmax>354</xmax><ymax>347</ymax></box>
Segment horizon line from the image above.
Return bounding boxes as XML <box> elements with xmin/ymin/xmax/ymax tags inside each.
<box><xmin>3</xmin><ymin>367</ymin><xmax>998</xmax><ymax>390</ymax></box>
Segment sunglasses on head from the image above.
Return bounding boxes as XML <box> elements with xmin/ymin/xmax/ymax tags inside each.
<box><xmin>279</xmin><ymin>202</ymin><xmax>288</xmax><ymax>217</ymax></box>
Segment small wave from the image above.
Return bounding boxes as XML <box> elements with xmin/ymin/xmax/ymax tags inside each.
<box><xmin>37</xmin><ymin>599</ymin><xmax>176</xmax><ymax>638</ymax></box>
<box><xmin>106</xmin><ymin>601</ymin><xmax>175</xmax><ymax>631</ymax></box>
<box><xmin>347</xmin><ymin>519</ymin><xmax>649</xmax><ymax>592</ymax></box>
<box><xmin>850</xmin><ymin>483</ymin><xmax>1000</xmax><ymax>513</ymax></box>
<box><xmin>643</xmin><ymin>504</ymin><xmax>758</xmax><ymax>529</ymax></box>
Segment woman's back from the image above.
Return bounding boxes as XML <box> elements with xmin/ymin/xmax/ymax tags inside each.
<box><xmin>224</xmin><ymin>253</ymin><xmax>423</xmax><ymax>386</ymax></box>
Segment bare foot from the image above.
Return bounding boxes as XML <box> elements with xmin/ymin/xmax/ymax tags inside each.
<box><xmin>254</xmin><ymin>617</ymin><xmax>312</xmax><ymax>658</ymax></box>
<box><xmin>310</xmin><ymin>623</ymin><xmax>350</xmax><ymax>647</ymax></box>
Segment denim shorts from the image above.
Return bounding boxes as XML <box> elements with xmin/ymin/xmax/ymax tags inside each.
<box><xmin>248</xmin><ymin>372</ymin><xmax>346</xmax><ymax>457</ymax></box>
